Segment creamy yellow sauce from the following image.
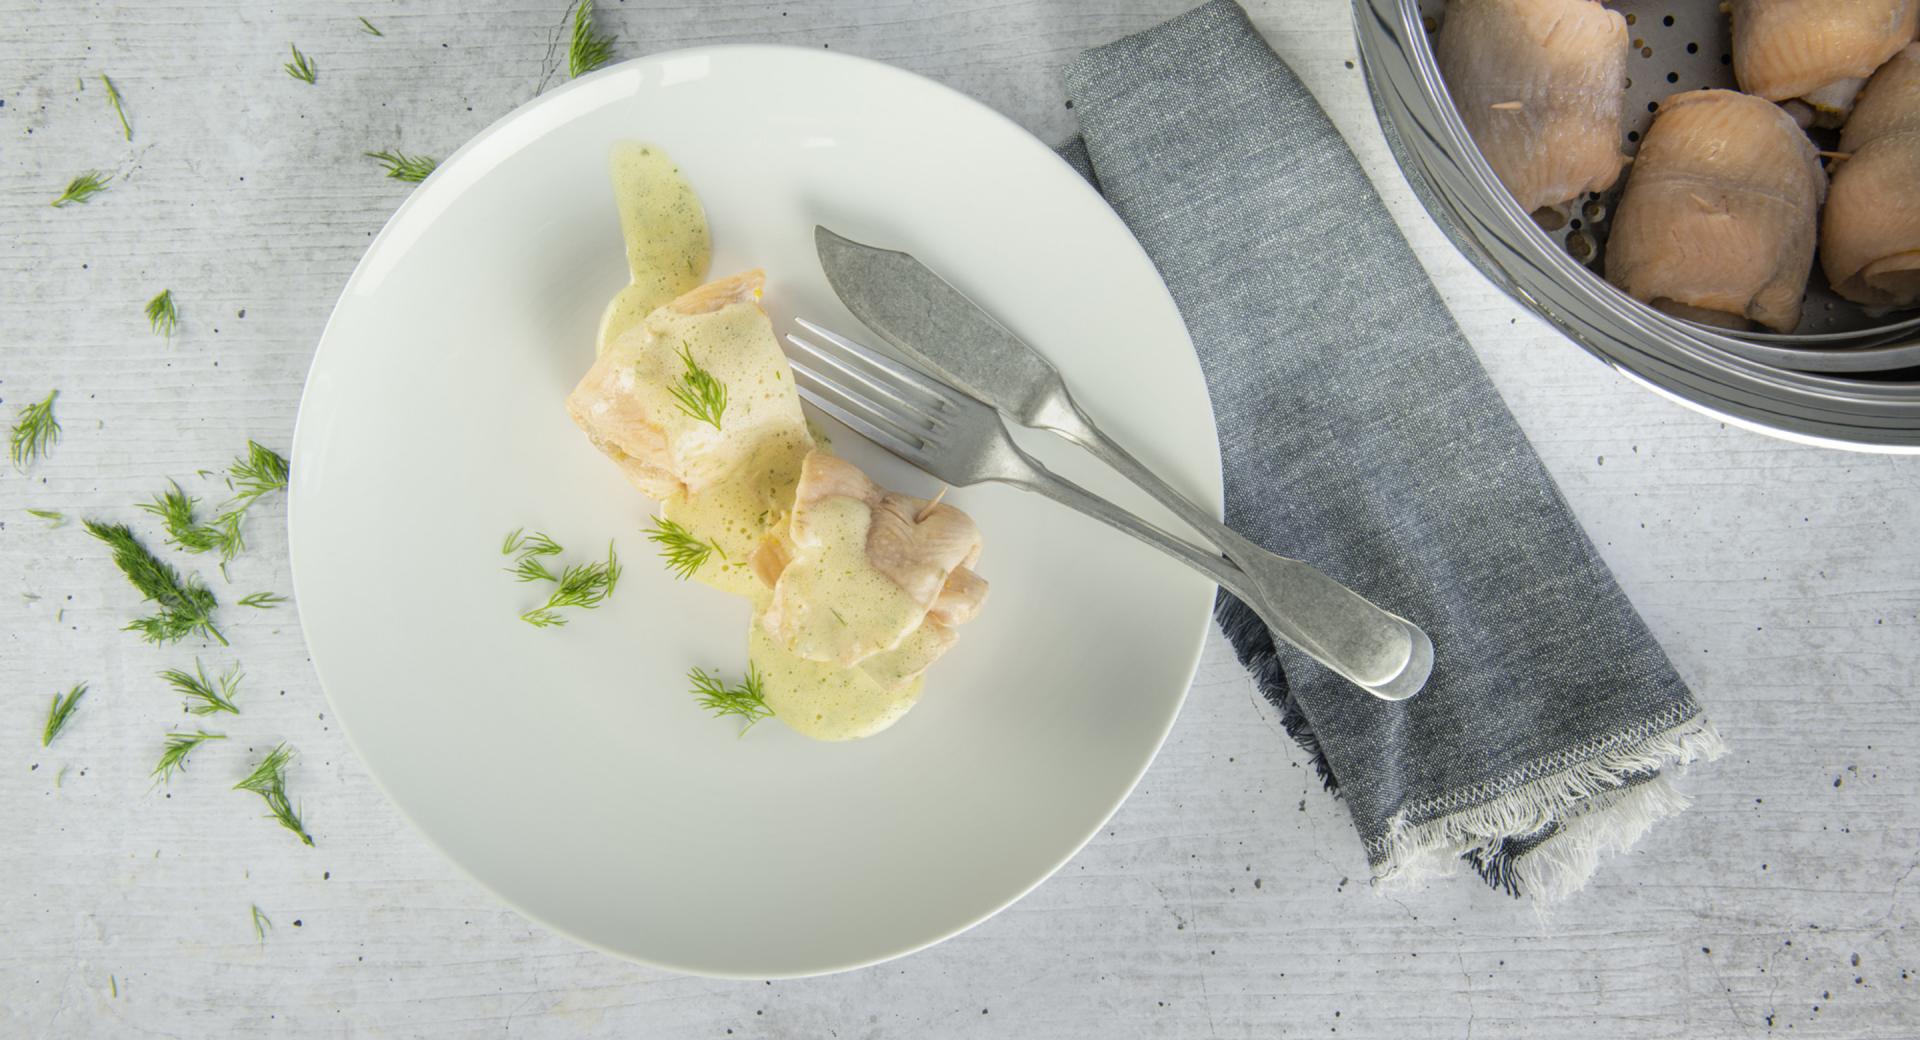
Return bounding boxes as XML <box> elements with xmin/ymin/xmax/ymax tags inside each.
<box><xmin>765</xmin><ymin>496</ymin><xmax>927</xmax><ymax>665</ymax></box>
<box><xmin>601</xmin><ymin>141</ymin><xmax>933</xmax><ymax>739</ymax></box>
<box><xmin>597</xmin><ymin>141</ymin><xmax>712</xmax><ymax>356</ymax></box>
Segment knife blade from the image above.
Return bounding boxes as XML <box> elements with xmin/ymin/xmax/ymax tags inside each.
<box><xmin>814</xmin><ymin>226</ymin><xmax>1071</xmax><ymax>427</ymax></box>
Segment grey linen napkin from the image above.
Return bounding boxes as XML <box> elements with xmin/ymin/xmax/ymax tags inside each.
<box><xmin>1061</xmin><ymin>0</ymin><xmax>1723</xmax><ymax>899</ymax></box>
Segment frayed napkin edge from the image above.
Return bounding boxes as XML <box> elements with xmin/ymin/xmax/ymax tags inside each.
<box><xmin>1370</xmin><ymin>716</ymin><xmax>1728</xmax><ymax>902</ymax></box>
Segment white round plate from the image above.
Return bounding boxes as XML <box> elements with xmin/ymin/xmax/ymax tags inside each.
<box><xmin>290</xmin><ymin>45</ymin><xmax>1220</xmax><ymax>978</ymax></box>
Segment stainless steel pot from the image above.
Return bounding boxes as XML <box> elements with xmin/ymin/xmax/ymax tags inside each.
<box><xmin>1353</xmin><ymin>0</ymin><xmax>1920</xmax><ymax>452</ymax></box>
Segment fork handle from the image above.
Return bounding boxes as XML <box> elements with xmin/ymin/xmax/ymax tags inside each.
<box><xmin>1039</xmin><ymin>399</ymin><xmax>1432</xmax><ymax>701</ymax></box>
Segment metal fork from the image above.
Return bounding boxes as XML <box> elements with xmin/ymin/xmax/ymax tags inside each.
<box><xmin>783</xmin><ymin>319</ymin><xmax>1434</xmax><ymax>701</ymax></box>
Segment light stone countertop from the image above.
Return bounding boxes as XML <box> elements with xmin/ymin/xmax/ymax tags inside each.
<box><xmin>3</xmin><ymin>2</ymin><xmax>1916</xmax><ymax>1037</ymax></box>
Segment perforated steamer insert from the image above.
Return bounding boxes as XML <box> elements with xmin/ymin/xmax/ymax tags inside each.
<box><xmin>1357</xmin><ymin>0</ymin><xmax>1920</xmax><ymax>449</ymax></box>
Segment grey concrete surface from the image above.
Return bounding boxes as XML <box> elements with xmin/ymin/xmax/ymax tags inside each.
<box><xmin>3</xmin><ymin>2</ymin><xmax>1917</xmax><ymax>1037</ymax></box>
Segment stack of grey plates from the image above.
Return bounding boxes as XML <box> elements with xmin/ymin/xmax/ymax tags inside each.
<box><xmin>1355</xmin><ymin>0</ymin><xmax>1920</xmax><ymax>451</ymax></box>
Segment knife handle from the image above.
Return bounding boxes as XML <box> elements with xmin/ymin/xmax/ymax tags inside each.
<box><xmin>1041</xmin><ymin>393</ymin><xmax>1433</xmax><ymax>701</ymax></box>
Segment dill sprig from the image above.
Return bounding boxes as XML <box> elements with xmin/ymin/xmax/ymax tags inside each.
<box><xmin>645</xmin><ymin>516</ymin><xmax>723</xmax><ymax>580</ymax></box>
<box><xmin>688</xmin><ymin>666</ymin><xmax>774</xmax><ymax>733</ymax></box>
<box><xmin>146</xmin><ymin>289</ymin><xmax>178</xmax><ymax>342</ymax></box>
<box><xmin>85</xmin><ymin>519</ymin><xmax>226</xmax><ymax>645</ymax></box>
<box><xmin>365</xmin><ymin>149</ymin><xmax>437</xmax><ymax>183</ymax></box>
<box><xmin>284</xmin><ymin>44</ymin><xmax>317</xmax><ymax>84</ymax></box>
<box><xmin>238</xmin><ymin>591</ymin><xmax>285</xmax><ymax>609</ymax></box>
<box><xmin>28</xmin><ymin>508</ymin><xmax>67</xmax><ymax>527</ymax></box>
<box><xmin>235</xmin><ymin>743</ymin><xmax>313</xmax><ymax>847</ymax></box>
<box><xmin>42</xmin><ymin>684</ymin><xmax>87</xmax><ymax>747</ymax></box>
<box><xmin>152</xmin><ymin>730</ymin><xmax>226</xmax><ymax>785</ymax></box>
<box><xmin>138</xmin><ymin>480</ymin><xmax>246</xmax><ymax>563</ymax></box>
<box><xmin>101</xmin><ymin>74</ymin><xmax>132</xmax><ymax>140</ymax></box>
<box><xmin>229</xmin><ymin>441</ymin><xmax>290</xmax><ymax>503</ymax></box>
<box><xmin>568</xmin><ymin>0</ymin><xmax>615</xmax><ymax>78</ymax></box>
<box><xmin>52</xmin><ymin>171</ymin><xmax>111</xmax><ymax>207</ymax></box>
<box><xmin>357</xmin><ymin>16</ymin><xmax>383</xmax><ymax>36</ymax></box>
<box><xmin>161</xmin><ymin>659</ymin><xmax>243</xmax><ymax>716</ymax></box>
<box><xmin>502</xmin><ymin>528</ymin><xmax>564</xmax><ymax>582</ymax></box>
<box><xmin>519</xmin><ymin>542</ymin><xmax>621</xmax><ymax>627</ymax></box>
<box><xmin>9</xmin><ymin>389</ymin><xmax>60</xmax><ymax>470</ymax></box>
<box><xmin>251</xmin><ymin>904</ymin><xmax>272</xmax><ymax>942</ymax></box>
<box><xmin>666</xmin><ymin>345</ymin><xmax>727</xmax><ymax>428</ymax></box>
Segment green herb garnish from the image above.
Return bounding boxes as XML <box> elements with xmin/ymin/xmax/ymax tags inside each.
<box><xmin>52</xmin><ymin>171</ymin><xmax>110</xmax><ymax>207</ymax></box>
<box><xmin>153</xmin><ymin>730</ymin><xmax>226</xmax><ymax>784</ymax></box>
<box><xmin>161</xmin><ymin>659</ymin><xmax>243</xmax><ymax>716</ymax></box>
<box><xmin>251</xmin><ymin>904</ymin><xmax>272</xmax><ymax>942</ymax></box>
<box><xmin>502</xmin><ymin>528</ymin><xmax>564</xmax><ymax>582</ymax></box>
<box><xmin>644</xmin><ymin>516</ymin><xmax>722</xmax><ymax>580</ymax></box>
<box><xmin>364</xmin><ymin>149</ymin><xmax>437</xmax><ymax>183</ymax></box>
<box><xmin>357</xmin><ymin>16</ymin><xmax>383</xmax><ymax>36</ymax></box>
<box><xmin>27</xmin><ymin>508</ymin><xmax>67</xmax><ymax>527</ymax></box>
<box><xmin>84</xmin><ymin>519</ymin><xmax>226</xmax><ymax>645</ymax></box>
<box><xmin>568</xmin><ymin>0</ymin><xmax>615</xmax><ymax>78</ymax></box>
<box><xmin>688</xmin><ymin>665</ymin><xmax>773</xmax><ymax>733</ymax></box>
<box><xmin>235</xmin><ymin>743</ymin><xmax>312</xmax><ymax>846</ymax></box>
<box><xmin>146</xmin><ymin>289</ymin><xmax>178</xmax><ymax>342</ymax></box>
<box><xmin>666</xmin><ymin>344</ymin><xmax>727</xmax><ymax>428</ymax></box>
<box><xmin>10</xmin><ymin>389</ymin><xmax>60</xmax><ymax>470</ymax></box>
<box><xmin>238</xmin><ymin>591</ymin><xmax>285</xmax><ymax>609</ymax></box>
<box><xmin>228</xmin><ymin>441</ymin><xmax>290</xmax><ymax>503</ymax></box>
<box><xmin>518</xmin><ymin>541</ymin><xmax>621</xmax><ymax>627</ymax></box>
<box><xmin>101</xmin><ymin>74</ymin><xmax>132</xmax><ymax>139</ymax></box>
<box><xmin>283</xmin><ymin>44</ymin><xmax>317</xmax><ymax>84</ymax></box>
<box><xmin>42</xmin><ymin>684</ymin><xmax>87</xmax><ymax>747</ymax></box>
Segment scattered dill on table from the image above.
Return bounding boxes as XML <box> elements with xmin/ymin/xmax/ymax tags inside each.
<box><xmin>84</xmin><ymin>519</ymin><xmax>226</xmax><ymax>645</ymax></box>
<box><xmin>364</xmin><ymin>149</ymin><xmax>437</xmax><ymax>183</ymax></box>
<box><xmin>238</xmin><ymin>592</ymin><xmax>286</xmax><ymax>609</ymax></box>
<box><xmin>283</xmin><ymin>44</ymin><xmax>318</xmax><ymax>84</ymax></box>
<box><xmin>160</xmin><ymin>660</ymin><xmax>243</xmax><ymax>716</ymax></box>
<box><xmin>568</xmin><ymin>0</ymin><xmax>615</xmax><ymax>78</ymax></box>
<box><xmin>27</xmin><ymin>509</ymin><xmax>67</xmax><ymax>527</ymax></box>
<box><xmin>9</xmin><ymin>389</ymin><xmax>61</xmax><ymax>470</ymax></box>
<box><xmin>688</xmin><ymin>666</ymin><xmax>774</xmax><ymax>733</ymax></box>
<box><xmin>235</xmin><ymin>743</ymin><xmax>313</xmax><ymax>847</ymax></box>
<box><xmin>52</xmin><ymin>171</ymin><xmax>111</xmax><ymax>207</ymax></box>
<box><xmin>100</xmin><ymin>74</ymin><xmax>132</xmax><ymax>139</ymax></box>
<box><xmin>42</xmin><ymin>684</ymin><xmax>87</xmax><ymax>747</ymax></box>
<box><xmin>251</xmin><ymin>904</ymin><xmax>272</xmax><ymax>942</ymax></box>
<box><xmin>145</xmin><ymin>289</ymin><xmax>178</xmax><ymax>342</ymax></box>
<box><xmin>152</xmin><ymin>730</ymin><xmax>226</xmax><ymax>785</ymax></box>
<box><xmin>357</xmin><ymin>16</ymin><xmax>383</xmax><ymax>36</ymax></box>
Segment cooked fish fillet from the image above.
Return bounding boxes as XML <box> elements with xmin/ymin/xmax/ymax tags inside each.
<box><xmin>760</xmin><ymin>452</ymin><xmax>986</xmax><ymax>668</ymax></box>
<box><xmin>1606</xmin><ymin>90</ymin><xmax>1827</xmax><ymax>333</ymax></box>
<box><xmin>565</xmin><ymin>270</ymin><xmax>810</xmax><ymax>499</ymax></box>
<box><xmin>1824</xmin><ymin>45</ymin><xmax>1920</xmax><ymax>307</ymax></box>
<box><xmin>1436</xmin><ymin>0</ymin><xmax>1629</xmax><ymax>214</ymax></box>
<box><xmin>1730</xmin><ymin>0</ymin><xmax>1919</xmax><ymax>124</ymax></box>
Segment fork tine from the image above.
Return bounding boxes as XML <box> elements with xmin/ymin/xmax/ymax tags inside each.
<box><xmin>791</xmin><ymin>318</ymin><xmax>951</xmax><ymax>409</ymax></box>
<box><xmin>790</xmin><ymin>363</ymin><xmax>929</xmax><ymax>462</ymax></box>
<box><xmin>785</xmin><ymin>331</ymin><xmax>945</xmax><ymax>434</ymax></box>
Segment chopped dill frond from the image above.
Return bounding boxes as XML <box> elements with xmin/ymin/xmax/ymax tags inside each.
<box><xmin>357</xmin><ymin>16</ymin><xmax>383</xmax><ymax>36</ymax></box>
<box><xmin>160</xmin><ymin>659</ymin><xmax>243</xmax><ymax>716</ymax></box>
<box><xmin>688</xmin><ymin>665</ymin><xmax>773</xmax><ymax>733</ymax></box>
<box><xmin>52</xmin><ymin>171</ymin><xmax>111</xmax><ymax>207</ymax></box>
<box><xmin>666</xmin><ymin>344</ymin><xmax>727</xmax><ymax>429</ymax></box>
<box><xmin>43</xmin><ymin>684</ymin><xmax>87</xmax><ymax>747</ymax></box>
<box><xmin>645</xmin><ymin>516</ymin><xmax>722</xmax><ymax>580</ymax></box>
<box><xmin>9</xmin><ymin>389</ymin><xmax>61</xmax><ymax>470</ymax></box>
<box><xmin>101</xmin><ymin>74</ymin><xmax>132</xmax><ymax>139</ymax></box>
<box><xmin>85</xmin><ymin>519</ymin><xmax>226</xmax><ymax>645</ymax></box>
<box><xmin>238</xmin><ymin>591</ymin><xmax>286</xmax><ymax>609</ymax></box>
<box><xmin>284</xmin><ymin>44</ymin><xmax>317</xmax><ymax>84</ymax></box>
<box><xmin>568</xmin><ymin>0</ymin><xmax>615</xmax><ymax>78</ymax></box>
<box><xmin>146</xmin><ymin>289</ymin><xmax>178</xmax><ymax>342</ymax></box>
<box><xmin>153</xmin><ymin>730</ymin><xmax>226</xmax><ymax>784</ymax></box>
<box><xmin>27</xmin><ymin>508</ymin><xmax>67</xmax><ymax>527</ymax></box>
<box><xmin>364</xmin><ymin>149</ymin><xmax>437</xmax><ymax>183</ymax></box>
<box><xmin>235</xmin><ymin>743</ymin><xmax>312</xmax><ymax>846</ymax></box>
